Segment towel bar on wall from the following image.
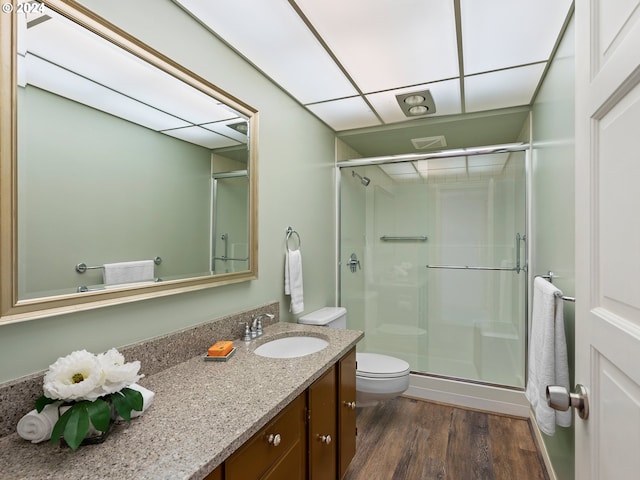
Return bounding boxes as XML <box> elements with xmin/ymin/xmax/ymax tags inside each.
<box><xmin>75</xmin><ymin>256</ymin><xmax>162</xmax><ymax>273</ymax></box>
<box><xmin>538</xmin><ymin>271</ymin><xmax>576</xmax><ymax>302</ymax></box>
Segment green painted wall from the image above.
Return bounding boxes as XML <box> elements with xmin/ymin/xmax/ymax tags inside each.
<box><xmin>18</xmin><ymin>85</ymin><xmax>212</xmax><ymax>297</ymax></box>
<box><xmin>0</xmin><ymin>0</ymin><xmax>337</xmax><ymax>383</ymax></box>
<box><xmin>531</xmin><ymin>14</ymin><xmax>576</xmax><ymax>480</ymax></box>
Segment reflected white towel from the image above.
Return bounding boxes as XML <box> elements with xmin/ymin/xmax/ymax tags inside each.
<box><xmin>16</xmin><ymin>403</ymin><xmax>60</xmax><ymax>443</ymax></box>
<box><xmin>285</xmin><ymin>248</ymin><xmax>304</xmax><ymax>314</ymax></box>
<box><xmin>103</xmin><ymin>260</ymin><xmax>155</xmax><ymax>285</ymax></box>
<box><xmin>16</xmin><ymin>383</ymin><xmax>155</xmax><ymax>443</ymax></box>
<box><xmin>526</xmin><ymin>277</ymin><xmax>571</xmax><ymax>435</ymax></box>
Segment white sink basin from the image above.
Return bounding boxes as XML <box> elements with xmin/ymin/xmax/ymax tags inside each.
<box><xmin>253</xmin><ymin>336</ymin><xmax>329</xmax><ymax>358</ymax></box>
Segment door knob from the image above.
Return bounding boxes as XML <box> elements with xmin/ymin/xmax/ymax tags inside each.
<box><xmin>546</xmin><ymin>384</ymin><xmax>589</xmax><ymax>419</ymax></box>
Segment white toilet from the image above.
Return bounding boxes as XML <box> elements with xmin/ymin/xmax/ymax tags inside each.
<box><xmin>298</xmin><ymin>307</ymin><xmax>410</xmax><ymax>407</ymax></box>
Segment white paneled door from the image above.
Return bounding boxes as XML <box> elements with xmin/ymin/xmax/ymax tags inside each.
<box><xmin>575</xmin><ymin>0</ymin><xmax>640</xmax><ymax>478</ymax></box>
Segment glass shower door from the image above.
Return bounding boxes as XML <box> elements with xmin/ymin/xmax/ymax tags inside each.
<box><xmin>340</xmin><ymin>150</ymin><xmax>527</xmax><ymax>388</ymax></box>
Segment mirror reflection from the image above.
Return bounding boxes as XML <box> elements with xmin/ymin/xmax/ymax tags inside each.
<box><xmin>9</xmin><ymin>3</ymin><xmax>256</xmax><ymax>310</ymax></box>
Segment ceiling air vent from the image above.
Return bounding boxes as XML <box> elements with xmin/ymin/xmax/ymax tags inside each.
<box><xmin>411</xmin><ymin>135</ymin><xmax>447</xmax><ymax>150</ymax></box>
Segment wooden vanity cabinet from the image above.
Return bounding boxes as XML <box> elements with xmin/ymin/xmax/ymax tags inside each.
<box><xmin>225</xmin><ymin>393</ymin><xmax>306</xmax><ymax>480</ymax></box>
<box><xmin>214</xmin><ymin>348</ymin><xmax>357</xmax><ymax>480</ymax></box>
<box><xmin>338</xmin><ymin>348</ymin><xmax>357</xmax><ymax>479</ymax></box>
<box><xmin>307</xmin><ymin>366</ymin><xmax>337</xmax><ymax>480</ymax></box>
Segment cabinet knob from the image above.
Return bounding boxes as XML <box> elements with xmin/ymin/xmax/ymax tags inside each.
<box><xmin>267</xmin><ymin>433</ymin><xmax>281</xmax><ymax>447</ymax></box>
<box><xmin>318</xmin><ymin>434</ymin><xmax>332</xmax><ymax>445</ymax></box>
<box><xmin>344</xmin><ymin>401</ymin><xmax>356</xmax><ymax>410</ymax></box>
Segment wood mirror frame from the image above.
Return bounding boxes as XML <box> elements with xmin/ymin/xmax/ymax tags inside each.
<box><xmin>0</xmin><ymin>0</ymin><xmax>259</xmax><ymax>325</ymax></box>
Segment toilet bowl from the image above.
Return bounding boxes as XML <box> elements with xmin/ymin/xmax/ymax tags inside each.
<box><xmin>298</xmin><ymin>307</ymin><xmax>410</xmax><ymax>407</ymax></box>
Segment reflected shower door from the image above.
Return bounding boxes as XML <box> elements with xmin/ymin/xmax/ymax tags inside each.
<box><xmin>339</xmin><ymin>151</ymin><xmax>527</xmax><ymax>388</ymax></box>
<box><xmin>211</xmin><ymin>172</ymin><xmax>249</xmax><ymax>274</ymax></box>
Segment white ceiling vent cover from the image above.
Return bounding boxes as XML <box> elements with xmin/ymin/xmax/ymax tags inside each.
<box><xmin>411</xmin><ymin>135</ymin><xmax>447</xmax><ymax>150</ymax></box>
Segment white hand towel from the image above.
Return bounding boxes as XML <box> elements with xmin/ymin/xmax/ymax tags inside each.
<box><xmin>526</xmin><ymin>277</ymin><xmax>571</xmax><ymax>435</ymax></box>
<box><xmin>285</xmin><ymin>248</ymin><xmax>304</xmax><ymax>314</ymax></box>
<box><xmin>122</xmin><ymin>383</ymin><xmax>155</xmax><ymax>419</ymax></box>
<box><xmin>16</xmin><ymin>383</ymin><xmax>155</xmax><ymax>443</ymax></box>
<box><xmin>16</xmin><ymin>402</ymin><xmax>60</xmax><ymax>443</ymax></box>
<box><xmin>103</xmin><ymin>260</ymin><xmax>155</xmax><ymax>285</ymax></box>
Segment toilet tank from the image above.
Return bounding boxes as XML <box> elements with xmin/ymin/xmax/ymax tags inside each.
<box><xmin>298</xmin><ymin>307</ymin><xmax>347</xmax><ymax>329</ymax></box>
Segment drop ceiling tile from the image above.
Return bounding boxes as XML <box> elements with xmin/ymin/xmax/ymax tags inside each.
<box><xmin>464</xmin><ymin>63</ymin><xmax>546</xmax><ymax>113</ymax></box>
<box><xmin>26</xmin><ymin>11</ymin><xmax>234</xmax><ymax>125</ymax></box>
<box><xmin>306</xmin><ymin>97</ymin><xmax>381</xmax><ymax>131</ymax></box>
<box><xmin>295</xmin><ymin>0</ymin><xmax>459</xmax><ymax>93</ymax></box>
<box><xmin>25</xmin><ymin>55</ymin><xmax>191</xmax><ymax>131</ymax></box>
<box><xmin>460</xmin><ymin>0</ymin><xmax>573</xmax><ymax>74</ymax></box>
<box><xmin>366</xmin><ymin>79</ymin><xmax>462</xmax><ymax>124</ymax></box>
<box><xmin>200</xmin><ymin>120</ymin><xmax>248</xmax><ymax>144</ymax></box>
<box><xmin>162</xmin><ymin>126</ymin><xmax>242</xmax><ymax>149</ymax></box>
<box><xmin>175</xmin><ymin>0</ymin><xmax>357</xmax><ymax>104</ymax></box>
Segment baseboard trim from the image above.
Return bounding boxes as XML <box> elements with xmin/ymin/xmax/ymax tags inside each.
<box><xmin>403</xmin><ymin>373</ymin><xmax>530</xmax><ymax>417</ymax></box>
<box><xmin>528</xmin><ymin>408</ymin><xmax>558</xmax><ymax>480</ymax></box>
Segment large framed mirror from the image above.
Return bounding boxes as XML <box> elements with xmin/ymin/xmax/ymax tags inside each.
<box><xmin>0</xmin><ymin>0</ymin><xmax>258</xmax><ymax>324</ymax></box>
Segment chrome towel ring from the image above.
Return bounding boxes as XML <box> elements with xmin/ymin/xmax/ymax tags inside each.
<box><xmin>286</xmin><ymin>226</ymin><xmax>301</xmax><ymax>251</ymax></box>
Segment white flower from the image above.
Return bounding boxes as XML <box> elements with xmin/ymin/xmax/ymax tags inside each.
<box><xmin>43</xmin><ymin>350</ymin><xmax>105</xmax><ymax>401</ymax></box>
<box><xmin>96</xmin><ymin>348</ymin><xmax>143</xmax><ymax>395</ymax></box>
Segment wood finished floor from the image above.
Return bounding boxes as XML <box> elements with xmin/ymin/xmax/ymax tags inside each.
<box><xmin>343</xmin><ymin>397</ymin><xmax>549</xmax><ymax>480</ymax></box>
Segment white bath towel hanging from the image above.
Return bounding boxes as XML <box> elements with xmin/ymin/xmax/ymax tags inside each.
<box><xmin>526</xmin><ymin>277</ymin><xmax>571</xmax><ymax>435</ymax></box>
<box><xmin>285</xmin><ymin>248</ymin><xmax>304</xmax><ymax>314</ymax></box>
<box><xmin>103</xmin><ymin>260</ymin><xmax>155</xmax><ymax>285</ymax></box>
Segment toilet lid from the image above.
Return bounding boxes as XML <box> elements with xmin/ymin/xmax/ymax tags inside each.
<box><xmin>356</xmin><ymin>353</ymin><xmax>410</xmax><ymax>379</ymax></box>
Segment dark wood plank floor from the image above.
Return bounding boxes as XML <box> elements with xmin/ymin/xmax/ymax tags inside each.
<box><xmin>343</xmin><ymin>397</ymin><xmax>549</xmax><ymax>480</ymax></box>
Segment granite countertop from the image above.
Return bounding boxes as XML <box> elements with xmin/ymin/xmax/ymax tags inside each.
<box><xmin>0</xmin><ymin>323</ymin><xmax>363</xmax><ymax>480</ymax></box>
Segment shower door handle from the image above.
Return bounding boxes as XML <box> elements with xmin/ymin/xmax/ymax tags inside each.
<box><xmin>346</xmin><ymin>253</ymin><xmax>361</xmax><ymax>273</ymax></box>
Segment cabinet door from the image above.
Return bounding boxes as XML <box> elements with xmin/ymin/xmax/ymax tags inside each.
<box><xmin>226</xmin><ymin>393</ymin><xmax>306</xmax><ymax>480</ymax></box>
<box><xmin>203</xmin><ymin>464</ymin><xmax>222</xmax><ymax>480</ymax></box>
<box><xmin>338</xmin><ymin>348</ymin><xmax>357</xmax><ymax>478</ymax></box>
<box><xmin>307</xmin><ymin>366</ymin><xmax>337</xmax><ymax>480</ymax></box>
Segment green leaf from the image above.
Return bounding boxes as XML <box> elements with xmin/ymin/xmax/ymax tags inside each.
<box><xmin>63</xmin><ymin>403</ymin><xmax>90</xmax><ymax>451</ymax></box>
<box><xmin>110</xmin><ymin>391</ymin><xmax>133</xmax><ymax>422</ymax></box>
<box><xmin>50</xmin><ymin>406</ymin><xmax>72</xmax><ymax>444</ymax></box>
<box><xmin>35</xmin><ymin>395</ymin><xmax>56</xmax><ymax>413</ymax></box>
<box><xmin>87</xmin><ymin>398</ymin><xmax>111</xmax><ymax>432</ymax></box>
<box><xmin>121</xmin><ymin>388</ymin><xmax>144</xmax><ymax>412</ymax></box>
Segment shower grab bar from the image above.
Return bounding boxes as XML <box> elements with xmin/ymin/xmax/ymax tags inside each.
<box><xmin>213</xmin><ymin>256</ymin><xmax>248</xmax><ymax>262</ymax></box>
<box><xmin>380</xmin><ymin>235</ymin><xmax>428</xmax><ymax>242</ymax></box>
<box><xmin>425</xmin><ymin>264</ymin><xmax>520</xmax><ymax>272</ymax></box>
<box><xmin>76</xmin><ymin>256</ymin><xmax>162</xmax><ymax>273</ymax></box>
<box><xmin>538</xmin><ymin>271</ymin><xmax>576</xmax><ymax>302</ymax></box>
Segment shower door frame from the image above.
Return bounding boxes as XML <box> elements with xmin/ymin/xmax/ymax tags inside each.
<box><xmin>336</xmin><ymin>143</ymin><xmax>531</xmax><ymax>391</ymax></box>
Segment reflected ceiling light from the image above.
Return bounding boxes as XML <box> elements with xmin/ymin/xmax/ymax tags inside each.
<box><xmin>227</xmin><ymin>121</ymin><xmax>248</xmax><ymax>134</ymax></box>
<box><xmin>395</xmin><ymin>90</ymin><xmax>436</xmax><ymax>117</ymax></box>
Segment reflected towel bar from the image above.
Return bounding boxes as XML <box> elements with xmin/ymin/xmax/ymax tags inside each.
<box><xmin>380</xmin><ymin>235</ymin><xmax>428</xmax><ymax>242</ymax></box>
<box><xmin>76</xmin><ymin>256</ymin><xmax>162</xmax><ymax>273</ymax></box>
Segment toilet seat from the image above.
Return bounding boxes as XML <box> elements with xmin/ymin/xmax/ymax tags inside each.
<box><xmin>356</xmin><ymin>353</ymin><xmax>410</xmax><ymax>379</ymax></box>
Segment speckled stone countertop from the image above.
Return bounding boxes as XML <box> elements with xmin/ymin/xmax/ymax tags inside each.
<box><xmin>0</xmin><ymin>322</ymin><xmax>363</xmax><ymax>480</ymax></box>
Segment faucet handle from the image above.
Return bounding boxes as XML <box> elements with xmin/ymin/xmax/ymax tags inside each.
<box><xmin>242</xmin><ymin>322</ymin><xmax>251</xmax><ymax>342</ymax></box>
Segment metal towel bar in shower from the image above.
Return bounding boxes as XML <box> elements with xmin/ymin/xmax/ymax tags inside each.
<box><xmin>380</xmin><ymin>235</ymin><xmax>428</xmax><ymax>242</ymax></box>
<box><xmin>425</xmin><ymin>264</ymin><xmax>522</xmax><ymax>272</ymax></box>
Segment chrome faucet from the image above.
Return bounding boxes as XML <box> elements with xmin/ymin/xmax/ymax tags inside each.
<box><xmin>250</xmin><ymin>313</ymin><xmax>274</xmax><ymax>338</ymax></box>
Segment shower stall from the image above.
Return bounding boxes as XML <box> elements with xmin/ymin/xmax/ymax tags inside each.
<box><xmin>338</xmin><ymin>146</ymin><xmax>528</xmax><ymax>389</ymax></box>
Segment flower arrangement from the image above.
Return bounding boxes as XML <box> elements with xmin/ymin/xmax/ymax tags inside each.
<box><xmin>35</xmin><ymin>348</ymin><xmax>144</xmax><ymax>450</ymax></box>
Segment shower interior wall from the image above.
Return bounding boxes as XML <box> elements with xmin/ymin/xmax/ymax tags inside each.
<box><xmin>340</xmin><ymin>151</ymin><xmax>527</xmax><ymax>388</ymax></box>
